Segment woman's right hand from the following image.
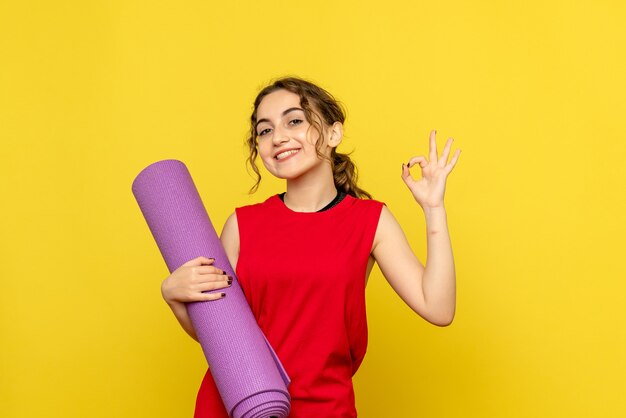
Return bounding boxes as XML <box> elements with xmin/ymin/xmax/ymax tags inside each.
<box><xmin>161</xmin><ymin>256</ymin><xmax>232</xmax><ymax>305</ymax></box>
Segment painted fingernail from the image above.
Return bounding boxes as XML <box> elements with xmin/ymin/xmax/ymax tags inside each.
<box><xmin>221</xmin><ymin>293</ymin><xmax>226</xmax><ymax>298</ymax></box>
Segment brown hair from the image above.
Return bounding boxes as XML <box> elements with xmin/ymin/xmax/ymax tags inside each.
<box><xmin>245</xmin><ymin>76</ymin><xmax>372</xmax><ymax>199</ymax></box>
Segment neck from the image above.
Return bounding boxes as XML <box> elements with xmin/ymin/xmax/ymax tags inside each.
<box><xmin>283</xmin><ymin>165</ymin><xmax>338</xmax><ymax>212</ymax></box>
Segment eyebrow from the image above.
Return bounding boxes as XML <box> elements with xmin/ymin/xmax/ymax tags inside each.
<box><xmin>256</xmin><ymin>107</ymin><xmax>304</xmax><ymax>130</ymax></box>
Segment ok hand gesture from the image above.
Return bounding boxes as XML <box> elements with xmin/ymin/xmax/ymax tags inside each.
<box><xmin>401</xmin><ymin>130</ymin><xmax>461</xmax><ymax>209</ymax></box>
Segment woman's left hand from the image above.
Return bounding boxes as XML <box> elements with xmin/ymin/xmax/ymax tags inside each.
<box><xmin>401</xmin><ymin>129</ymin><xmax>461</xmax><ymax>209</ymax></box>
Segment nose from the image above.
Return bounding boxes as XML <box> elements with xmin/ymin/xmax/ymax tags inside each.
<box><xmin>271</xmin><ymin>124</ymin><xmax>289</xmax><ymax>146</ymax></box>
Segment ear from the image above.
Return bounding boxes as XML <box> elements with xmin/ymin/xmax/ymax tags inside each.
<box><xmin>327</xmin><ymin>122</ymin><xmax>343</xmax><ymax>148</ymax></box>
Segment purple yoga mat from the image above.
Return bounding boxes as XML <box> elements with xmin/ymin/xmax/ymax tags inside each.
<box><xmin>131</xmin><ymin>159</ymin><xmax>291</xmax><ymax>418</ymax></box>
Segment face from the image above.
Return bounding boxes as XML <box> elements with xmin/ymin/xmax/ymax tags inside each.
<box><xmin>255</xmin><ymin>89</ymin><xmax>341</xmax><ymax>181</ymax></box>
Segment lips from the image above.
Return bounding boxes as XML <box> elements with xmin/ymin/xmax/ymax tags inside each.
<box><xmin>274</xmin><ymin>148</ymin><xmax>301</xmax><ymax>160</ymax></box>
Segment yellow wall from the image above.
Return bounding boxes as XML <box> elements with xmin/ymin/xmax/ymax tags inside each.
<box><xmin>1</xmin><ymin>1</ymin><xmax>625</xmax><ymax>417</ymax></box>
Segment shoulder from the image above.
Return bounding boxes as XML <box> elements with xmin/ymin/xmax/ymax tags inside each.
<box><xmin>339</xmin><ymin>195</ymin><xmax>386</xmax><ymax>225</ymax></box>
<box><xmin>221</xmin><ymin>195</ymin><xmax>275</xmax><ymax>250</ymax></box>
<box><xmin>346</xmin><ymin>196</ymin><xmax>387</xmax><ymax>246</ymax></box>
<box><xmin>230</xmin><ymin>194</ymin><xmax>278</xmax><ymax>235</ymax></box>
<box><xmin>350</xmin><ymin>196</ymin><xmax>386</xmax><ymax>222</ymax></box>
<box><xmin>235</xmin><ymin>194</ymin><xmax>277</xmax><ymax>216</ymax></box>
<box><xmin>349</xmin><ymin>195</ymin><xmax>386</xmax><ymax>210</ymax></box>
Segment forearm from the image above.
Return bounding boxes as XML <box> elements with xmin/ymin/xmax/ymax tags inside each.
<box><xmin>422</xmin><ymin>205</ymin><xmax>456</xmax><ymax>325</ymax></box>
<box><xmin>167</xmin><ymin>301</ymin><xmax>200</xmax><ymax>342</ymax></box>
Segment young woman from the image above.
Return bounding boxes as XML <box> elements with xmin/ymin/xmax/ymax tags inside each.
<box><xmin>161</xmin><ymin>76</ymin><xmax>460</xmax><ymax>417</ymax></box>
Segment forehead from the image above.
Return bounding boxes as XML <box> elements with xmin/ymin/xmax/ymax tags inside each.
<box><xmin>256</xmin><ymin>89</ymin><xmax>301</xmax><ymax>119</ymax></box>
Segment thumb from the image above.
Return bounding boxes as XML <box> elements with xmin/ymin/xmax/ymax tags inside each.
<box><xmin>401</xmin><ymin>163</ymin><xmax>414</xmax><ymax>184</ymax></box>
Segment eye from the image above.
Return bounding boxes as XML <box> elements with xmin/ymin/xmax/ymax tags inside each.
<box><xmin>257</xmin><ymin>119</ymin><xmax>302</xmax><ymax>137</ymax></box>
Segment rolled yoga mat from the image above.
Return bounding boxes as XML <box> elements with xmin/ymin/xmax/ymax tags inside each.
<box><xmin>131</xmin><ymin>159</ymin><xmax>291</xmax><ymax>418</ymax></box>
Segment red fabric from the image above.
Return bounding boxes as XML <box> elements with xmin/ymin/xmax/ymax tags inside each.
<box><xmin>194</xmin><ymin>193</ymin><xmax>384</xmax><ymax>418</ymax></box>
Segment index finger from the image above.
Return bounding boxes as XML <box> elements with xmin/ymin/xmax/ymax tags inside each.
<box><xmin>429</xmin><ymin>129</ymin><xmax>438</xmax><ymax>164</ymax></box>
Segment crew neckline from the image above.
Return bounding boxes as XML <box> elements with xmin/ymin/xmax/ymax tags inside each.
<box><xmin>278</xmin><ymin>190</ymin><xmax>346</xmax><ymax>212</ymax></box>
<box><xmin>271</xmin><ymin>192</ymin><xmax>353</xmax><ymax>215</ymax></box>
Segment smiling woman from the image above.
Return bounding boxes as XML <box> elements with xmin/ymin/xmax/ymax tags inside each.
<box><xmin>247</xmin><ymin>79</ymin><xmax>373</xmax><ymax>203</ymax></box>
<box><xmin>158</xmin><ymin>76</ymin><xmax>460</xmax><ymax>418</ymax></box>
<box><xmin>253</xmin><ymin>89</ymin><xmax>348</xmax><ymax>188</ymax></box>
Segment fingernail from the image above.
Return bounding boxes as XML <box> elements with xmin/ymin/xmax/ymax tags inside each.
<box><xmin>221</xmin><ymin>293</ymin><xmax>226</xmax><ymax>298</ymax></box>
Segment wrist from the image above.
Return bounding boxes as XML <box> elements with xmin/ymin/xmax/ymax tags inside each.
<box><xmin>423</xmin><ymin>204</ymin><xmax>446</xmax><ymax>215</ymax></box>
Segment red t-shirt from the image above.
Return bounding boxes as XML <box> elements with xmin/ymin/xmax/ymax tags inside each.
<box><xmin>194</xmin><ymin>193</ymin><xmax>384</xmax><ymax>418</ymax></box>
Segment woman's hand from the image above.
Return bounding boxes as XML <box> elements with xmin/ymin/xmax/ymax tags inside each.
<box><xmin>161</xmin><ymin>256</ymin><xmax>232</xmax><ymax>305</ymax></box>
<box><xmin>401</xmin><ymin>129</ymin><xmax>461</xmax><ymax>209</ymax></box>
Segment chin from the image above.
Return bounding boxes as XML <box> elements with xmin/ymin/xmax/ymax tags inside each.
<box><xmin>273</xmin><ymin>169</ymin><xmax>308</xmax><ymax>181</ymax></box>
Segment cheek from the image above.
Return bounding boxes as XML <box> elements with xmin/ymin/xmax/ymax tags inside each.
<box><xmin>257</xmin><ymin>144</ymin><xmax>277</xmax><ymax>167</ymax></box>
<box><xmin>257</xmin><ymin>142</ymin><xmax>271</xmax><ymax>158</ymax></box>
<box><xmin>304</xmin><ymin>127</ymin><xmax>322</xmax><ymax>146</ymax></box>
<box><xmin>305</xmin><ymin>135</ymin><xmax>323</xmax><ymax>152</ymax></box>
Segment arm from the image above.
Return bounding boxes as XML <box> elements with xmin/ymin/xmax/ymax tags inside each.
<box><xmin>371</xmin><ymin>204</ymin><xmax>456</xmax><ymax>326</ymax></box>
<box><xmin>372</xmin><ymin>129</ymin><xmax>460</xmax><ymax>326</ymax></box>
<box><xmin>163</xmin><ymin>211</ymin><xmax>241</xmax><ymax>342</ymax></box>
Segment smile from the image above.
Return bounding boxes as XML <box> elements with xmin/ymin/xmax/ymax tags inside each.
<box><xmin>275</xmin><ymin>149</ymin><xmax>301</xmax><ymax>161</ymax></box>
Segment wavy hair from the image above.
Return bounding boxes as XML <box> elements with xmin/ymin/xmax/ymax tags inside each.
<box><xmin>245</xmin><ymin>76</ymin><xmax>372</xmax><ymax>199</ymax></box>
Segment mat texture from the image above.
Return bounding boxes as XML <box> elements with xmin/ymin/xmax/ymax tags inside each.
<box><xmin>132</xmin><ymin>159</ymin><xmax>291</xmax><ymax>418</ymax></box>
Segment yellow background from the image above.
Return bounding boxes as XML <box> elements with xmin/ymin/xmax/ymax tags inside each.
<box><xmin>1</xmin><ymin>1</ymin><xmax>625</xmax><ymax>417</ymax></box>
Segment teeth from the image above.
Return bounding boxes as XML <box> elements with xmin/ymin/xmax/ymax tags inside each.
<box><xmin>276</xmin><ymin>149</ymin><xmax>300</xmax><ymax>160</ymax></box>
